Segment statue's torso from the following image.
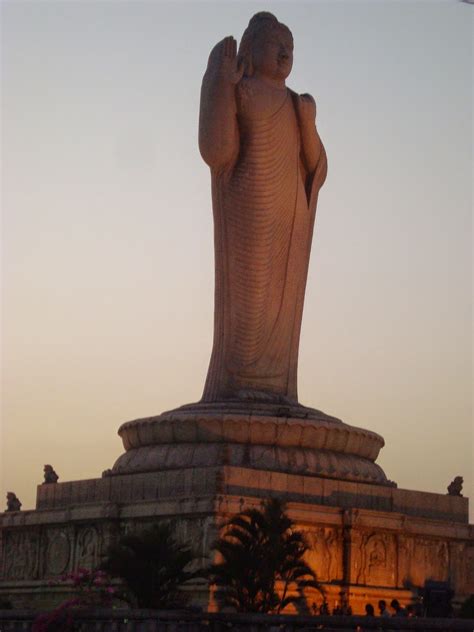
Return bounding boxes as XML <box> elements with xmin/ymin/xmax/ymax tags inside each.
<box><xmin>235</xmin><ymin>78</ymin><xmax>301</xmax><ymax>175</ymax></box>
<box><xmin>215</xmin><ymin>78</ymin><xmax>308</xmax><ymax>395</ymax></box>
<box><xmin>200</xmin><ymin>27</ymin><xmax>327</xmax><ymax>404</ymax></box>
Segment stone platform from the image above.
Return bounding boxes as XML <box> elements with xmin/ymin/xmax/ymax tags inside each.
<box><xmin>1</xmin><ymin>461</ymin><xmax>473</xmax><ymax>612</ymax></box>
<box><xmin>113</xmin><ymin>403</ymin><xmax>389</xmax><ymax>485</ymax></box>
<box><xmin>1</xmin><ymin>404</ymin><xmax>472</xmax><ymax>612</ymax></box>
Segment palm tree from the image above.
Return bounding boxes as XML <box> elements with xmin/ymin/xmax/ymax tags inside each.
<box><xmin>208</xmin><ymin>498</ymin><xmax>322</xmax><ymax>613</ymax></box>
<box><xmin>101</xmin><ymin>522</ymin><xmax>195</xmax><ymax>609</ymax></box>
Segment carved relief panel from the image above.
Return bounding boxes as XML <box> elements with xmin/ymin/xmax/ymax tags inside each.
<box><xmin>75</xmin><ymin>526</ymin><xmax>101</xmax><ymax>569</ymax></box>
<box><xmin>171</xmin><ymin>516</ymin><xmax>217</xmax><ymax>570</ymax></box>
<box><xmin>448</xmin><ymin>541</ymin><xmax>468</xmax><ymax>593</ymax></box>
<box><xmin>406</xmin><ymin>537</ymin><xmax>450</xmax><ymax>587</ymax></box>
<box><xmin>304</xmin><ymin>527</ymin><xmax>343</xmax><ymax>582</ymax></box>
<box><xmin>434</xmin><ymin>540</ymin><xmax>449</xmax><ymax>582</ymax></box>
<box><xmin>466</xmin><ymin>543</ymin><xmax>474</xmax><ymax>594</ymax></box>
<box><xmin>355</xmin><ymin>532</ymin><xmax>396</xmax><ymax>587</ymax></box>
<box><xmin>2</xmin><ymin>530</ymin><xmax>40</xmax><ymax>580</ymax></box>
<box><xmin>350</xmin><ymin>529</ymin><xmax>363</xmax><ymax>584</ymax></box>
<box><xmin>44</xmin><ymin>527</ymin><xmax>72</xmax><ymax>577</ymax></box>
<box><xmin>397</xmin><ymin>534</ymin><xmax>413</xmax><ymax>587</ymax></box>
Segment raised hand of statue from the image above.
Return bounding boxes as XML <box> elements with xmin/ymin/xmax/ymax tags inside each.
<box><xmin>208</xmin><ymin>36</ymin><xmax>244</xmax><ymax>84</ymax></box>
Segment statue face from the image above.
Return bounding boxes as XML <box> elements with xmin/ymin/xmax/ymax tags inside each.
<box><xmin>252</xmin><ymin>26</ymin><xmax>293</xmax><ymax>81</ymax></box>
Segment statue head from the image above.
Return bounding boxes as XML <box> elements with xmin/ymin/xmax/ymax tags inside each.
<box><xmin>6</xmin><ymin>492</ymin><xmax>15</xmax><ymax>501</ymax></box>
<box><xmin>238</xmin><ymin>12</ymin><xmax>293</xmax><ymax>82</ymax></box>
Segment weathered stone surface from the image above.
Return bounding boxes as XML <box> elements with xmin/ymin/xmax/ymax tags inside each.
<box><xmin>94</xmin><ymin>12</ymin><xmax>392</xmax><ymax>488</ymax></box>
<box><xmin>199</xmin><ymin>13</ymin><xmax>327</xmax><ymax>404</ymax></box>
<box><xmin>42</xmin><ymin>465</ymin><xmax>59</xmax><ymax>485</ymax></box>
<box><xmin>5</xmin><ymin>492</ymin><xmax>21</xmax><ymax>512</ymax></box>
<box><xmin>448</xmin><ymin>475</ymin><xmax>463</xmax><ymax>496</ymax></box>
<box><xmin>30</xmin><ymin>466</ymin><xmax>469</xmax><ymax>525</ymax></box>
<box><xmin>114</xmin><ymin>405</ymin><xmax>388</xmax><ymax>484</ymax></box>
<box><xmin>1</xmin><ymin>472</ymin><xmax>472</xmax><ymax>612</ymax></box>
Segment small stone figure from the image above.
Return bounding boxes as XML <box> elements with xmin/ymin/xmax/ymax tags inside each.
<box><xmin>43</xmin><ymin>464</ymin><xmax>59</xmax><ymax>484</ymax></box>
<box><xmin>447</xmin><ymin>476</ymin><xmax>463</xmax><ymax>496</ymax></box>
<box><xmin>6</xmin><ymin>492</ymin><xmax>21</xmax><ymax>512</ymax></box>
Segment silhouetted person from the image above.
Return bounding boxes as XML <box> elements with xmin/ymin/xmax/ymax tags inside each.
<box><xmin>319</xmin><ymin>601</ymin><xmax>330</xmax><ymax>615</ymax></box>
<box><xmin>378</xmin><ymin>600</ymin><xmax>390</xmax><ymax>618</ymax></box>
<box><xmin>365</xmin><ymin>603</ymin><xmax>375</xmax><ymax>616</ymax></box>
<box><xmin>391</xmin><ymin>599</ymin><xmax>407</xmax><ymax>617</ymax></box>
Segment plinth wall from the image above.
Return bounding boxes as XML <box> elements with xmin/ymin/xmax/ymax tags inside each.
<box><xmin>0</xmin><ymin>467</ymin><xmax>472</xmax><ymax>612</ymax></box>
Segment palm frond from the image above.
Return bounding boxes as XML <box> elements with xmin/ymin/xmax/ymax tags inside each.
<box><xmin>208</xmin><ymin>498</ymin><xmax>320</xmax><ymax>614</ymax></box>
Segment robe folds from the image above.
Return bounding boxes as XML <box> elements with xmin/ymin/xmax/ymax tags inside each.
<box><xmin>202</xmin><ymin>84</ymin><xmax>327</xmax><ymax>403</ymax></box>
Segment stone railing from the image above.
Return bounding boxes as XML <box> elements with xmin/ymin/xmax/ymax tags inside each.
<box><xmin>1</xmin><ymin>610</ymin><xmax>474</xmax><ymax>631</ymax></box>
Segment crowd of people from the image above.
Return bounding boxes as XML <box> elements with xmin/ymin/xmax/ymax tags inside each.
<box><xmin>367</xmin><ymin>599</ymin><xmax>422</xmax><ymax>618</ymax></box>
<box><xmin>312</xmin><ymin>599</ymin><xmax>423</xmax><ymax>618</ymax></box>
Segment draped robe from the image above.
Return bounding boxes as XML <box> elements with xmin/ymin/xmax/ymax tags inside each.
<box><xmin>200</xmin><ymin>77</ymin><xmax>327</xmax><ymax>403</ymax></box>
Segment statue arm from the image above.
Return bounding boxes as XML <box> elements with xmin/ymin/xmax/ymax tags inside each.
<box><xmin>199</xmin><ymin>37</ymin><xmax>243</xmax><ymax>170</ymax></box>
<box><xmin>296</xmin><ymin>93</ymin><xmax>324</xmax><ymax>175</ymax></box>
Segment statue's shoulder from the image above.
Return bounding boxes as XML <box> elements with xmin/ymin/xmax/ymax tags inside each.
<box><xmin>287</xmin><ymin>88</ymin><xmax>299</xmax><ymax>109</ymax></box>
<box><xmin>289</xmin><ymin>88</ymin><xmax>315</xmax><ymax>103</ymax></box>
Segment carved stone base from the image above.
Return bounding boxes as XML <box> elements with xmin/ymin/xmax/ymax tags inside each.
<box><xmin>113</xmin><ymin>402</ymin><xmax>389</xmax><ymax>485</ymax></box>
<box><xmin>1</xmin><ymin>465</ymin><xmax>472</xmax><ymax>612</ymax></box>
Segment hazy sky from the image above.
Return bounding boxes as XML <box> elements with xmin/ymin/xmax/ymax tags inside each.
<box><xmin>2</xmin><ymin>1</ymin><xmax>473</xmax><ymax>519</ymax></box>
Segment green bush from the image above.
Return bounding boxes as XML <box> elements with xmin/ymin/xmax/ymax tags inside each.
<box><xmin>459</xmin><ymin>594</ymin><xmax>474</xmax><ymax>619</ymax></box>
<box><xmin>0</xmin><ymin>596</ymin><xmax>13</xmax><ymax>609</ymax></box>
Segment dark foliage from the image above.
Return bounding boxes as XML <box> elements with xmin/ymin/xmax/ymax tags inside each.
<box><xmin>208</xmin><ymin>497</ymin><xmax>322</xmax><ymax>613</ymax></box>
<box><xmin>459</xmin><ymin>594</ymin><xmax>474</xmax><ymax>619</ymax></box>
<box><xmin>32</xmin><ymin>598</ymin><xmax>79</xmax><ymax>632</ymax></box>
<box><xmin>101</xmin><ymin>522</ymin><xmax>195</xmax><ymax>609</ymax></box>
